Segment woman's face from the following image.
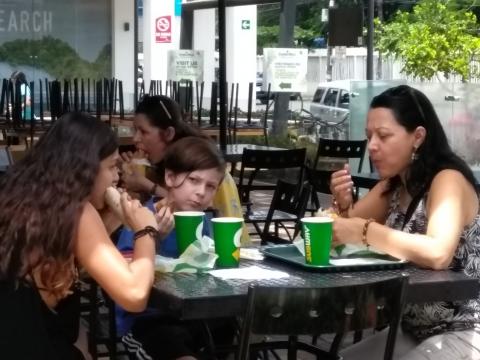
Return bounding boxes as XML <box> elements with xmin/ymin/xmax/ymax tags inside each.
<box><xmin>90</xmin><ymin>150</ymin><xmax>120</xmax><ymax>209</ymax></box>
<box><xmin>132</xmin><ymin>113</ymin><xmax>173</xmax><ymax>164</ymax></box>
<box><xmin>366</xmin><ymin>107</ymin><xmax>424</xmax><ymax>179</ymax></box>
<box><xmin>165</xmin><ymin>168</ymin><xmax>224</xmax><ymax>211</ymax></box>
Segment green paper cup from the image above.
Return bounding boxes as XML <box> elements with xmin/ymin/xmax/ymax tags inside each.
<box><xmin>174</xmin><ymin>211</ymin><xmax>205</xmax><ymax>255</ymax></box>
<box><xmin>301</xmin><ymin>216</ymin><xmax>333</xmax><ymax>265</ymax></box>
<box><xmin>212</xmin><ymin>217</ymin><xmax>244</xmax><ymax>268</ymax></box>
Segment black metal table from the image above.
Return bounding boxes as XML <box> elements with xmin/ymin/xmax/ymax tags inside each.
<box><xmin>351</xmin><ymin>170</ymin><xmax>480</xmax><ymax>190</ymax></box>
<box><xmin>149</xmin><ymin>258</ymin><xmax>480</xmax><ymax>320</ymax></box>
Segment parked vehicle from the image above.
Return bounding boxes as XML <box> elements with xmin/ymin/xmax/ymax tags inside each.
<box><xmin>309</xmin><ymin>80</ymin><xmax>352</xmax><ymax>124</ymax></box>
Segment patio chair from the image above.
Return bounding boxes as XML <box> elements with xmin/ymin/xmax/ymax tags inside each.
<box><xmin>309</xmin><ymin>138</ymin><xmax>368</xmax><ymax>212</ymax></box>
<box><xmin>237</xmin><ymin>275</ymin><xmax>408</xmax><ymax>360</ymax></box>
<box><xmin>237</xmin><ymin>148</ymin><xmax>306</xmax><ymax>205</ymax></box>
<box><xmin>259</xmin><ymin>180</ymin><xmax>312</xmax><ymax>245</ymax></box>
<box><xmin>236</xmin><ymin>148</ymin><xmax>306</xmax><ymax>237</ymax></box>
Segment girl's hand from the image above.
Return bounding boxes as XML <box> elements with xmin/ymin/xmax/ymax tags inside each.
<box><xmin>332</xmin><ymin>217</ymin><xmax>365</xmax><ymax>247</ymax></box>
<box><xmin>120</xmin><ymin>192</ymin><xmax>158</xmax><ymax>232</ymax></box>
<box><xmin>155</xmin><ymin>205</ymin><xmax>174</xmax><ymax>240</ymax></box>
<box><xmin>330</xmin><ymin>163</ymin><xmax>354</xmax><ymax>211</ymax></box>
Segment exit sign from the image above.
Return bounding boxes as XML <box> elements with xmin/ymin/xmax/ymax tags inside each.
<box><xmin>241</xmin><ymin>19</ymin><xmax>251</xmax><ymax>30</ymax></box>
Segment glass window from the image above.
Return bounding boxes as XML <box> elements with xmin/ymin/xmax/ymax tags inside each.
<box><xmin>339</xmin><ymin>90</ymin><xmax>350</xmax><ymax>109</ymax></box>
<box><xmin>324</xmin><ymin>88</ymin><xmax>339</xmax><ymax>107</ymax></box>
<box><xmin>312</xmin><ymin>88</ymin><xmax>325</xmax><ymax>103</ymax></box>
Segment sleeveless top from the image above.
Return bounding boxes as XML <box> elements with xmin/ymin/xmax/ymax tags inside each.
<box><xmin>385</xmin><ymin>189</ymin><xmax>480</xmax><ymax>340</ymax></box>
<box><xmin>0</xmin><ymin>279</ymin><xmax>83</xmax><ymax>359</ymax></box>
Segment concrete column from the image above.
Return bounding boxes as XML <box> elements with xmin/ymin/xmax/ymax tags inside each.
<box><xmin>225</xmin><ymin>5</ymin><xmax>257</xmax><ymax>111</ymax></box>
<box><xmin>193</xmin><ymin>9</ymin><xmax>216</xmax><ymax>108</ymax></box>
<box><xmin>112</xmin><ymin>0</ymin><xmax>135</xmax><ymax>110</ymax></box>
<box><xmin>143</xmin><ymin>0</ymin><xmax>180</xmax><ymax>88</ymax></box>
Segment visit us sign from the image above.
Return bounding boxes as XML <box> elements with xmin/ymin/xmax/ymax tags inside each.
<box><xmin>263</xmin><ymin>48</ymin><xmax>307</xmax><ymax>93</ymax></box>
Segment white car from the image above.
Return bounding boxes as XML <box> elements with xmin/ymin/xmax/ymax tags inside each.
<box><xmin>309</xmin><ymin>80</ymin><xmax>352</xmax><ymax>124</ymax></box>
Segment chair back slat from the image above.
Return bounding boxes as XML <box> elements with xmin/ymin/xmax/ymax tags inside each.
<box><xmin>261</xmin><ymin>180</ymin><xmax>311</xmax><ymax>244</ymax></box>
<box><xmin>237</xmin><ymin>148</ymin><xmax>306</xmax><ymax>205</ymax></box>
<box><xmin>313</xmin><ymin>138</ymin><xmax>367</xmax><ymax>172</ymax></box>
<box><xmin>238</xmin><ymin>275</ymin><xmax>408</xmax><ymax>360</ymax></box>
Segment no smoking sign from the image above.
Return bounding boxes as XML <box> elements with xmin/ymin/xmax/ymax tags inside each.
<box><xmin>155</xmin><ymin>15</ymin><xmax>171</xmax><ymax>43</ymax></box>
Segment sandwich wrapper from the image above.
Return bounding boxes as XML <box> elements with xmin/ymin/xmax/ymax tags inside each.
<box><xmin>293</xmin><ymin>237</ymin><xmax>385</xmax><ymax>259</ymax></box>
<box><xmin>155</xmin><ymin>235</ymin><xmax>218</xmax><ymax>273</ymax></box>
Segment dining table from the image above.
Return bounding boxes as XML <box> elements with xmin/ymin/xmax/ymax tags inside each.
<box><xmin>148</xmin><ymin>256</ymin><xmax>480</xmax><ymax>321</ymax></box>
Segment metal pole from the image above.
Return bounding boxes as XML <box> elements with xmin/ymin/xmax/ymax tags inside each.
<box><xmin>366</xmin><ymin>0</ymin><xmax>374</xmax><ymax>80</ymax></box>
<box><xmin>271</xmin><ymin>0</ymin><xmax>296</xmax><ymax>137</ymax></box>
<box><xmin>218</xmin><ymin>0</ymin><xmax>228</xmax><ymax>151</ymax></box>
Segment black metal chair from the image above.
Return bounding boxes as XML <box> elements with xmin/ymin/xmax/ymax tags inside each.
<box><xmin>237</xmin><ymin>275</ymin><xmax>408</xmax><ymax>360</ymax></box>
<box><xmin>312</xmin><ymin>138</ymin><xmax>368</xmax><ymax>172</ymax></box>
<box><xmin>305</xmin><ymin>166</ymin><xmax>333</xmax><ymax>214</ymax></box>
<box><xmin>259</xmin><ymin>180</ymin><xmax>312</xmax><ymax>245</ymax></box>
<box><xmin>308</xmin><ymin>139</ymin><xmax>368</xmax><ymax>213</ymax></box>
<box><xmin>236</xmin><ymin>148</ymin><xmax>307</xmax><ymax>238</ymax></box>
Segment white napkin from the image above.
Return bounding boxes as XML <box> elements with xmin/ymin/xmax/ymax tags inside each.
<box><xmin>293</xmin><ymin>238</ymin><xmax>384</xmax><ymax>257</ymax></box>
<box><xmin>209</xmin><ymin>265</ymin><xmax>289</xmax><ymax>280</ymax></box>
<box><xmin>155</xmin><ymin>235</ymin><xmax>218</xmax><ymax>273</ymax></box>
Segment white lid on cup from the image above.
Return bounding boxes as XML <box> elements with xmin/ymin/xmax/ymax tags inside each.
<box><xmin>300</xmin><ymin>216</ymin><xmax>334</xmax><ymax>223</ymax></box>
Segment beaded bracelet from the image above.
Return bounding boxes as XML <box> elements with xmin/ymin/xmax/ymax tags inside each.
<box><xmin>133</xmin><ymin>226</ymin><xmax>159</xmax><ymax>241</ymax></box>
<box><xmin>362</xmin><ymin>218</ymin><xmax>375</xmax><ymax>248</ymax></box>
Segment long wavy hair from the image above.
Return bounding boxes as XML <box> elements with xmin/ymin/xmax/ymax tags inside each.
<box><xmin>370</xmin><ymin>85</ymin><xmax>476</xmax><ymax>197</ymax></box>
<box><xmin>0</xmin><ymin>112</ymin><xmax>117</xmax><ymax>297</ymax></box>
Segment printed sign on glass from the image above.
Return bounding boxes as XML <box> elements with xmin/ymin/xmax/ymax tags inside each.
<box><xmin>263</xmin><ymin>48</ymin><xmax>308</xmax><ymax>93</ymax></box>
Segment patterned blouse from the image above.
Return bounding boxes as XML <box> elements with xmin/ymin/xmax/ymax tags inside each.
<box><xmin>385</xmin><ymin>189</ymin><xmax>480</xmax><ymax>340</ymax></box>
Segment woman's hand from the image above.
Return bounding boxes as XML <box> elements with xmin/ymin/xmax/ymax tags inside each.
<box><xmin>332</xmin><ymin>217</ymin><xmax>365</xmax><ymax>247</ymax></box>
<box><xmin>155</xmin><ymin>205</ymin><xmax>174</xmax><ymax>240</ymax></box>
<box><xmin>120</xmin><ymin>192</ymin><xmax>158</xmax><ymax>232</ymax></box>
<box><xmin>330</xmin><ymin>163</ymin><xmax>354</xmax><ymax>211</ymax></box>
<box><xmin>120</xmin><ymin>162</ymin><xmax>150</xmax><ymax>193</ymax></box>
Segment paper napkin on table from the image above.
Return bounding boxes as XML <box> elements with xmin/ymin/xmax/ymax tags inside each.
<box><xmin>209</xmin><ymin>265</ymin><xmax>289</xmax><ymax>280</ymax></box>
<box><xmin>155</xmin><ymin>235</ymin><xmax>218</xmax><ymax>273</ymax></box>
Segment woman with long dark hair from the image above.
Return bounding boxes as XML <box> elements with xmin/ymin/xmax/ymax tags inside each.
<box><xmin>330</xmin><ymin>85</ymin><xmax>480</xmax><ymax>359</ymax></box>
<box><xmin>0</xmin><ymin>112</ymin><xmax>173</xmax><ymax>359</ymax></box>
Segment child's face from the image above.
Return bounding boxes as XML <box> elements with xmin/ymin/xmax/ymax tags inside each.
<box><xmin>165</xmin><ymin>168</ymin><xmax>224</xmax><ymax>211</ymax></box>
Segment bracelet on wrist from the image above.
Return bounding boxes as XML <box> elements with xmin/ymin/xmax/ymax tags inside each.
<box><xmin>133</xmin><ymin>226</ymin><xmax>159</xmax><ymax>241</ymax></box>
<box><xmin>362</xmin><ymin>218</ymin><xmax>375</xmax><ymax>248</ymax></box>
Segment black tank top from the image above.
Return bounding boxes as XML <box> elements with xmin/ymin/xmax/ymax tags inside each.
<box><xmin>0</xmin><ymin>280</ymin><xmax>83</xmax><ymax>359</ymax></box>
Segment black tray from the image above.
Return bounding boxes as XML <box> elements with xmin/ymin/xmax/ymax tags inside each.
<box><xmin>261</xmin><ymin>244</ymin><xmax>408</xmax><ymax>272</ymax></box>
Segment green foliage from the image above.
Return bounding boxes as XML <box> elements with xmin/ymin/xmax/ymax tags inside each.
<box><xmin>0</xmin><ymin>36</ymin><xmax>111</xmax><ymax>79</ymax></box>
<box><xmin>375</xmin><ymin>0</ymin><xmax>480</xmax><ymax>80</ymax></box>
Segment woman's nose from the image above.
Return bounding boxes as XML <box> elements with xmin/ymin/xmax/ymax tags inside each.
<box><xmin>132</xmin><ymin>130</ymin><xmax>141</xmax><ymax>143</ymax></box>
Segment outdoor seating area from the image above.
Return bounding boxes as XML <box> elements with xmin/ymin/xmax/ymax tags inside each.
<box><xmin>2</xmin><ymin>1</ymin><xmax>480</xmax><ymax>360</ymax></box>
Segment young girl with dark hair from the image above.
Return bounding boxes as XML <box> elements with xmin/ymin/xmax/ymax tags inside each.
<box><xmin>116</xmin><ymin>136</ymin><xmax>229</xmax><ymax>360</ymax></box>
<box><xmin>330</xmin><ymin>85</ymin><xmax>480</xmax><ymax>359</ymax></box>
<box><xmin>0</xmin><ymin>112</ymin><xmax>173</xmax><ymax>359</ymax></box>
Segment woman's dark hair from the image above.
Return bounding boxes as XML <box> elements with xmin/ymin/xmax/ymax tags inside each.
<box><xmin>370</xmin><ymin>85</ymin><xmax>476</xmax><ymax>197</ymax></box>
<box><xmin>0</xmin><ymin>112</ymin><xmax>118</xmax><ymax>296</ymax></box>
<box><xmin>135</xmin><ymin>95</ymin><xmax>201</xmax><ymax>141</ymax></box>
<box><xmin>164</xmin><ymin>136</ymin><xmax>226</xmax><ymax>177</ymax></box>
